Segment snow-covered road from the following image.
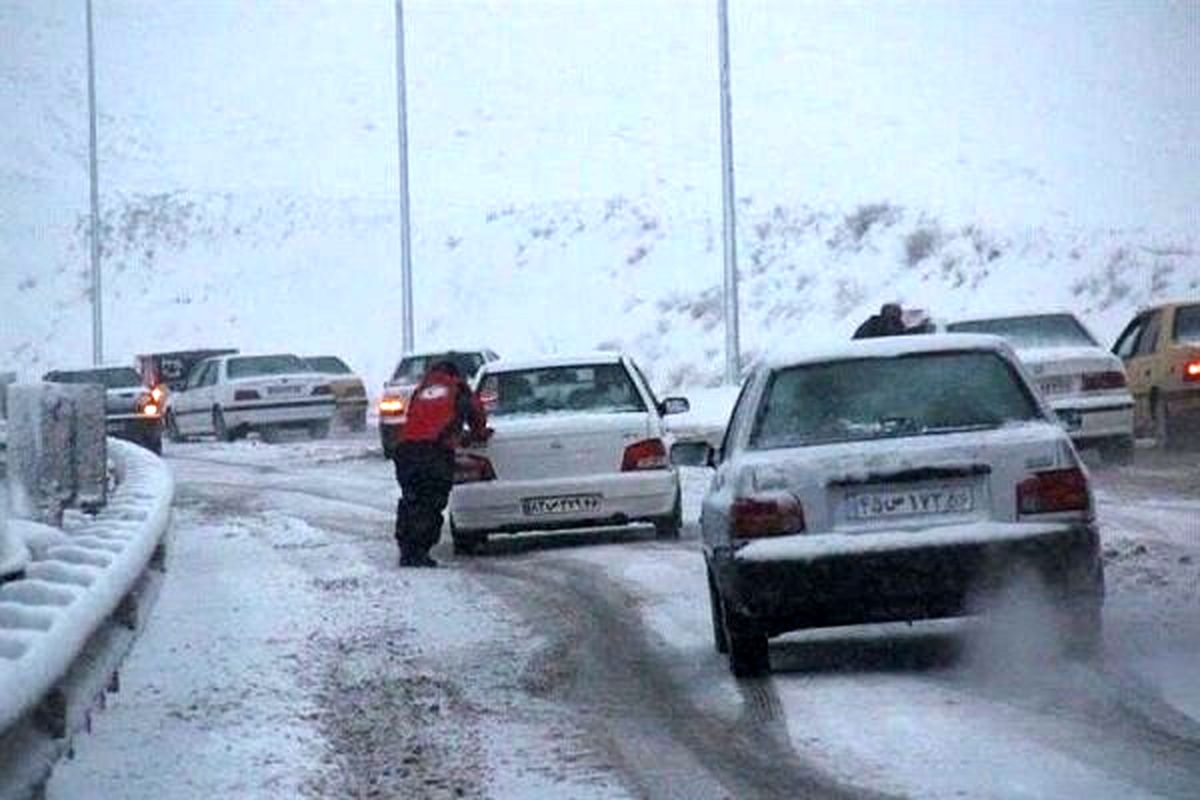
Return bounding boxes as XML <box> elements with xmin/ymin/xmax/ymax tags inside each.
<box><xmin>47</xmin><ymin>437</ymin><xmax>1200</xmax><ymax>799</ymax></box>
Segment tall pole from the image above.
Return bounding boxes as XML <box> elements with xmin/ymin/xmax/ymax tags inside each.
<box><xmin>394</xmin><ymin>0</ymin><xmax>415</xmax><ymax>354</ymax></box>
<box><xmin>717</xmin><ymin>0</ymin><xmax>740</xmax><ymax>384</ymax></box>
<box><xmin>85</xmin><ymin>0</ymin><xmax>103</xmax><ymax>365</ymax></box>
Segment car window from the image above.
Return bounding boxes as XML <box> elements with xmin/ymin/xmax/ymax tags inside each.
<box><xmin>186</xmin><ymin>361</ymin><xmax>211</xmax><ymax>389</ymax></box>
<box><xmin>1133</xmin><ymin>312</ymin><xmax>1162</xmax><ymax>357</ymax></box>
<box><xmin>202</xmin><ymin>362</ymin><xmax>220</xmax><ymax>387</ymax></box>
<box><xmin>1173</xmin><ymin>304</ymin><xmax>1200</xmax><ymax>345</ymax></box>
<box><xmin>305</xmin><ymin>356</ymin><xmax>351</xmax><ymax>374</ymax></box>
<box><xmin>749</xmin><ymin>351</ymin><xmax>1041</xmax><ymax>449</ymax></box>
<box><xmin>43</xmin><ymin>367</ymin><xmax>142</xmax><ymax>389</ymax></box>
<box><xmin>1113</xmin><ymin>315</ymin><xmax>1146</xmax><ymax>360</ymax></box>
<box><xmin>946</xmin><ymin>314</ymin><xmax>1097</xmax><ymax>348</ymax></box>
<box><xmin>479</xmin><ymin>363</ymin><xmax>647</xmax><ymax>417</ymax></box>
<box><xmin>227</xmin><ymin>355</ymin><xmax>310</xmax><ymax>379</ymax></box>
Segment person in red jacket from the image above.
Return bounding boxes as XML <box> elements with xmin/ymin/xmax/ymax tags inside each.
<box><xmin>392</xmin><ymin>357</ymin><xmax>489</xmax><ymax>567</ymax></box>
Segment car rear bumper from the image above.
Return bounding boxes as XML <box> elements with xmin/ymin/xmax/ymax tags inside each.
<box><xmin>709</xmin><ymin>521</ymin><xmax>1103</xmax><ymax>637</ymax></box>
<box><xmin>1048</xmin><ymin>396</ymin><xmax>1134</xmax><ymax>441</ymax></box>
<box><xmin>450</xmin><ymin>470</ymin><xmax>679</xmax><ymax>534</ymax></box>
<box><xmin>225</xmin><ymin>398</ymin><xmax>334</xmax><ymax>428</ymax></box>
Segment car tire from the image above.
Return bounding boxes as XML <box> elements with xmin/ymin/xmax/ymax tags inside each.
<box><xmin>1099</xmin><ymin>435</ymin><xmax>1134</xmax><ymax>466</ymax></box>
<box><xmin>726</xmin><ymin>626</ymin><xmax>770</xmax><ymax>678</ymax></box>
<box><xmin>707</xmin><ymin>567</ymin><xmax>728</xmax><ymax>654</ymax></box>
<box><xmin>309</xmin><ymin>420</ymin><xmax>331</xmax><ymax>440</ymax></box>
<box><xmin>653</xmin><ymin>490</ymin><xmax>683</xmax><ymax>540</ymax></box>
<box><xmin>213</xmin><ymin>408</ymin><xmax>233</xmax><ymax>443</ymax></box>
<box><xmin>1153</xmin><ymin>394</ymin><xmax>1177</xmax><ymax>450</ymax></box>
<box><xmin>450</xmin><ymin>521</ymin><xmax>486</xmax><ymax>555</ymax></box>
<box><xmin>144</xmin><ymin>431</ymin><xmax>163</xmax><ymax>456</ymax></box>
<box><xmin>165</xmin><ymin>410</ymin><xmax>185</xmax><ymax>443</ymax></box>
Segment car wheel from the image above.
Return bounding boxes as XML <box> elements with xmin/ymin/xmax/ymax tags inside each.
<box><xmin>707</xmin><ymin>567</ymin><xmax>728</xmax><ymax>654</ymax></box>
<box><xmin>213</xmin><ymin>408</ymin><xmax>233</xmax><ymax>442</ymax></box>
<box><xmin>165</xmin><ymin>410</ymin><xmax>185</xmax><ymax>443</ymax></box>
<box><xmin>654</xmin><ymin>490</ymin><xmax>683</xmax><ymax>540</ymax></box>
<box><xmin>1153</xmin><ymin>394</ymin><xmax>1177</xmax><ymax>450</ymax></box>
<box><xmin>450</xmin><ymin>521</ymin><xmax>486</xmax><ymax>555</ymax></box>
<box><xmin>726</xmin><ymin>627</ymin><xmax>770</xmax><ymax>678</ymax></box>
<box><xmin>309</xmin><ymin>420</ymin><xmax>331</xmax><ymax>440</ymax></box>
<box><xmin>1099</xmin><ymin>435</ymin><xmax>1134</xmax><ymax>466</ymax></box>
<box><xmin>144</xmin><ymin>430</ymin><xmax>163</xmax><ymax>456</ymax></box>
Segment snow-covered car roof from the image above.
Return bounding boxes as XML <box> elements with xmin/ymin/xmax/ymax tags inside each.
<box><xmin>482</xmin><ymin>352</ymin><xmax>625</xmax><ymax>373</ymax></box>
<box><xmin>764</xmin><ymin>333</ymin><xmax>1014</xmax><ymax>370</ymax></box>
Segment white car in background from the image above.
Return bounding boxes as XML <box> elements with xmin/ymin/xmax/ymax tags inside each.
<box><xmin>679</xmin><ymin>335</ymin><xmax>1104</xmax><ymax>677</ymax></box>
<box><xmin>946</xmin><ymin>312</ymin><xmax>1135</xmax><ymax>463</ymax></box>
<box><xmin>449</xmin><ymin>353</ymin><xmax>691</xmax><ymax>553</ymax></box>
<box><xmin>166</xmin><ymin>353</ymin><xmax>335</xmax><ymax>443</ymax></box>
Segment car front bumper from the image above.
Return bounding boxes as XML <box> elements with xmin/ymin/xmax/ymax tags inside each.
<box><xmin>709</xmin><ymin>521</ymin><xmax>1103</xmax><ymax>637</ymax></box>
<box><xmin>450</xmin><ymin>470</ymin><xmax>679</xmax><ymax>535</ymax></box>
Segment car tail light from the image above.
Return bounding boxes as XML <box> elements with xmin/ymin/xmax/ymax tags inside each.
<box><xmin>732</xmin><ymin>495</ymin><xmax>805</xmax><ymax>539</ymax></box>
<box><xmin>312</xmin><ymin>384</ymin><xmax>333</xmax><ymax>396</ymax></box>
<box><xmin>234</xmin><ymin>389</ymin><xmax>261</xmax><ymax>401</ymax></box>
<box><xmin>1186</xmin><ymin>360</ymin><xmax>1200</xmax><ymax>383</ymax></box>
<box><xmin>454</xmin><ymin>454</ymin><xmax>496</xmax><ymax>483</ymax></box>
<box><xmin>1017</xmin><ymin>467</ymin><xmax>1090</xmax><ymax>515</ymax></box>
<box><xmin>621</xmin><ymin>438</ymin><xmax>669</xmax><ymax>471</ymax></box>
<box><xmin>1080</xmin><ymin>371</ymin><xmax>1126</xmax><ymax>391</ymax></box>
<box><xmin>379</xmin><ymin>396</ymin><xmax>405</xmax><ymax>415</ymax></box>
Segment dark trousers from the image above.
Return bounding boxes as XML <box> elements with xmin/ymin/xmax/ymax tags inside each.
<box><xmin>392</xmin><ymin>441</ymin><xmax>455</xmax><ymax>558</ymax></box>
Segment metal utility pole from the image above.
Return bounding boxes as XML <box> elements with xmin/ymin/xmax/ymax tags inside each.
<box><xmin>394</xmin><ymin>0</ymin><xmax>415</xmax><ymax>354</ymax></box>
<box><xmin>86</xmin><ymin>0</ymin><xmax>103</xmax><ymax>365</ymax></box>
<box><xmin>716</xmin><ymin>0</ymin><xmax>740</xmax><ymax>384</ymax></box>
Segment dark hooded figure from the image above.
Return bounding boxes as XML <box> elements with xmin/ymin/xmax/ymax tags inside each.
<box><xmin>392</xmin><ymin>357</ymin><xmax>489</xmax><ymax>567</ymax></box>
<box><xmin>853</xmin><ymin>303</ymin><xmax>908</xmax><ymax>339</ymax></box>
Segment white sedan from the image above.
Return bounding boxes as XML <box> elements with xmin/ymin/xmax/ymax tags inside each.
<box><xmin>946</xmin><ymin>312</ymin><xmax>1135</xmax><ymax>463</ymax></box>
<box><xmin>165</xmin><ymin>353</ymin><xmax>335</xmax><ymax>442</ymax></box>
<box><xmin>680</xmin><ymin>335</ymin><xmax>1105</xmax><ymax>677</ymax></box>
<box><xmin>448</xmin><ymin>353</ymin><xmax>690</xmax><ymax>553</ymax></box>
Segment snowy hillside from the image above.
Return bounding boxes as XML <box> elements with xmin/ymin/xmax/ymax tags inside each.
<box><xmin>2</xmin><ymin>1</ymin><xmax>1198</xmax><ymax>391</ymax></box>
<box><xmin>4</xmin><ymin>190</ymin><xmax>1196</xmax><ymax>392</ymax></box>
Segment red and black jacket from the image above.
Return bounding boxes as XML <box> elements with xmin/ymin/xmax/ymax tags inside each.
<box><xmin>400</xmin><ymin>367</ymin><xmax>488</xmax><ymax>448</ymax></box>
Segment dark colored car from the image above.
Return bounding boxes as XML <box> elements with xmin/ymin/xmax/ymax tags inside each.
<box><xmin>42</xmin><ymin>366</ymin><xmax>165</xmax><ymax>454</ymax></box>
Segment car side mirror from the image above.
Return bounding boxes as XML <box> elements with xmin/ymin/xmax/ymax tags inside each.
<box><xmin>670</xmin><ymin>440</ymin><xmax>714</xmax><ymax>468</ymax></box>
<box><xmin>659</xmin><ymin>396</ymin><xmax>690</xmax><ymax>416</ymax></box>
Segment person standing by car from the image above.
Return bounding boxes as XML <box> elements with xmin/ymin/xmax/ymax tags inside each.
<box><xmin>853</xmin><ymin>302</ymin><xmax>908</xmax><ymax>339</ymax></box>
<box><xmin>392</xmin><ymin>358</ymin><xmax>490</xmax><ymax>567</ymax></box>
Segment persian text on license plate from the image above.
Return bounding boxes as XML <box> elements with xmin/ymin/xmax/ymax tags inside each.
<box><xmin>847</xmin><ymin>486</ymin><xmax>975</xmax><ymax>520</ymax></box>
<box><xmin>522</xmin><ymin>494</ymin><xmax>601</xmax><ymax>516</ymax></box>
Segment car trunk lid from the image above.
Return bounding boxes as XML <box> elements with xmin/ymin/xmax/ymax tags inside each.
<box><xmin>484</xmin><ymin>412</ymin><xmax>653</xmax><ymax>480</ymax></box>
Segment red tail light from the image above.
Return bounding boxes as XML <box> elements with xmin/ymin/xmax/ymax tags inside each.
<box><xmin>1185</xmin><ymin>360</ymin><xmax>1200</xmax><ymax>383</ymax></box>
<box><xmin>1081</xmin><ymin>371</ymin><xmax>1126</xmax><ymax>391</ymax></box>
<box><xmin>731</xmin><ymin>495</ymin><xmax>805</xmax><ymax>539</ymax></box>
<box><xmin>454</xmin><ymin>454</ymin><xmax>496</xmax><ymax>483</ymax></box>
<box><xmin>234</xmin><ymin>389</ymin><xmax>261</xmax><ymax>401</ymax></box>
<box><xmin>1017</xmin><ymin>467</ymin><xmax>1090</xmax><ymax>515</ymax></box>
<box><xmin>622</xmin><ymin>438</ymin><xmax>669</xmax><ymax>471</ymax></box>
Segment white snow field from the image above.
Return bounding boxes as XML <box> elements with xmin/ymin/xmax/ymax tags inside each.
<box><xmin>43</xmin><ymin>436</ymin><xmax>1200</xmax><ymax>800</ymax></box>
<box><xmin>2</xmin><ymin>2</ymin><xmax>1198</xmax><ymax>389</ymax></box>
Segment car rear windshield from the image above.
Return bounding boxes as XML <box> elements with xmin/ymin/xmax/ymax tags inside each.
<box><xmin>305</xmin><ymin>356</ymin><xmax>351</xmax><ymax>374</ymax></box>
<box><xmin>1174</xmin><ymin>305</ymin><xmax>1200</xmax><ymax>345</ymax></box>
<box><xmin>227</xmin><ymin>355</ymin><xmax>310</xmax><ymax>379</ymax></box>
<box><xmin>750</xmin><ymin>351</ymin><xmax>1042</xmax><ymax>449</ymax></box>
<box><xmin>479</xmin><ymin>363</ymin><xmax>646</xmax><ymax>417</ymax></box>
<box><xmin>44</xmin><ymin>367</ymin><xmax>142</xmax><ymax>389</ymax></box>
<box><xmin>947</xmin><ymin>314</ymin><xmax>1096</xmax><ymax>349</ymax></box>
<box><xmin>392</xmin><ymin>352</ymin><xmax>484</xmax><ymax>382</ymax></box>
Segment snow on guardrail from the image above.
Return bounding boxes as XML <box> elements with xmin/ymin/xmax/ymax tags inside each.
<box><xmin>0</xmin><ymin>437</ymin><xmax>173</xmax><ymax>734</ymax></box>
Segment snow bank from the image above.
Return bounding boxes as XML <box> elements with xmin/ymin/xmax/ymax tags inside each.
<box><xmin>0</xmin><ymin>438</ymin><xmax>173</xmax><ymax>734</ymax></box>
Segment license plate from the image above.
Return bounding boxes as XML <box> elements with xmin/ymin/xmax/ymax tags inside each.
<box><xmin>267</xmin><ymin>385</ymin><xmax>301</xmax><ymax>395</ymax></box>
<box><xmin>847</xmin><ymin>486</ymin><xmax>975</xmax><ymax>520</ymax></box>
<box><xmin>1038</xmin><ymin>376</ymin><xmax>1073</xmax><ymax>396</ymax></box>
<box><xmin>521</xmin><ymin>494</ymin><xmax>602</xmax><ymax>516</ymax></box>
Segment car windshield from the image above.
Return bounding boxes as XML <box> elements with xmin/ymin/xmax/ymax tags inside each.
<box><xmin>305</xmin><ymin>356</ymin><xmax>352</xmax><ymax>374</ymax></box>
<box><xmin>750</xmin><ymin>351</ymin><xmax>1041</xmax><ymax>449</ymax></box>
<box><xmin>227</xmin><ymin>355</ymin><xmax>311</xmax><ymax>379</ymax></box>
<box><xmin>1174</xmin><ymin>305</ymin><xmax>1200</xmax><ymax>344</ymax></box>
<box><xmin>480</xmin><ymin>363</ymin><xmax>646</xmax><ymax>417</ymax></box>
<box><xmin>392</xmin><ymin>353</ymin><xmax>484</xmax><ymax>382</ymax></box>
<box><xmin>947</xmin><ymin>314</ymin><xmax>1096</xmax><ymax>349</ymax></box>
<box><xmin>44</xmin><ymin>367</ymin><xmax>142</xmax><ymax>389</ymax></box>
